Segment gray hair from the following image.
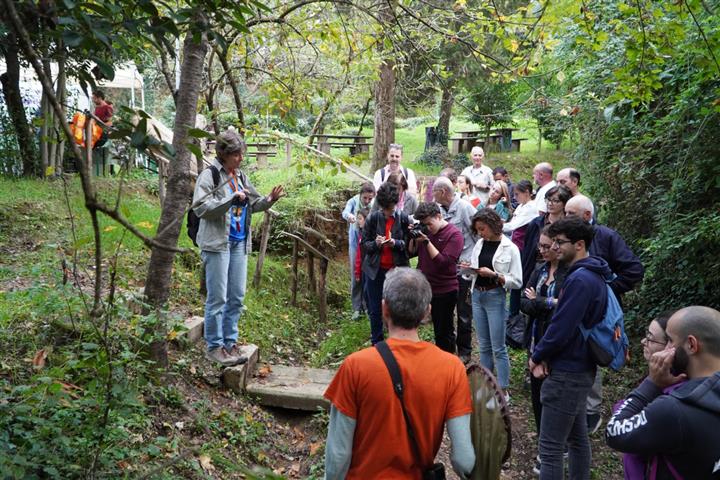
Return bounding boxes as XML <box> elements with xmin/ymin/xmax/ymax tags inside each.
<box><xmin>432</xmin><ymin>176</ymin><xmax>454</xmax><ymax>194</ymax></box>
<box><xmin>567</xmin><ymin>194</ymin><xmax>595</xmax><ymax>217</ymax></box>
<box><xmin>382</xmin><ymin>268</ymin><xmax>432</xmax><ymax>329</ymax></box>
<box><xmin>215</xmin><ymin>129</ymin><xmax>246</xmax><ymax>157</ymax></box>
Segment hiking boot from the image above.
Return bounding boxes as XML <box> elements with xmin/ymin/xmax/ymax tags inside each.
<box><xmin>206</xmin><ymin>347</ymin><xmax>239</xmax><ymax>367</ymax></box>
<box><xmin>587</xmin><ymin>413</ymin><xmax>602</xmax><ymax>435</ymax></box>
<box><xmin>225</xmin><ymin>345</ymin><xmax>248</xmax><ymax>365</ymax></box>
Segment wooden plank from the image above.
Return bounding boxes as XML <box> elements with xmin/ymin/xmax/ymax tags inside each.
<box><xmin>245</xmin><ymin>365</ymin><xmax>335</xmax><ymax>411</ymax></box>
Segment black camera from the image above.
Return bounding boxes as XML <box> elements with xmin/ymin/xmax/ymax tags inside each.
<box><xmin>408</xmin><ymin>222</ymin><xmax>430</xmax><ymax>239</ymax></box>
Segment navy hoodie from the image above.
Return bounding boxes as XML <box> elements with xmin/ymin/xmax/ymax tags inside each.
<box><xmin>606</xmin><ymin>373</ymin><xmax>720</xmax><ymax>479</ymax></box>
<box><xmin>530</xmin><ymin>256</ymin><xmax>612</xmax><ymax>372</ymax></box>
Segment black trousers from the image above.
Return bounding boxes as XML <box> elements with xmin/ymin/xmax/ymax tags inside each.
<box><xmin>432</xmin><ymin>290</ymin><xmax>459</xmax><ymax>353</ymax></box>
<box><xmin>455</xmin><ymin>276</ymin><xmax>473</xmax><ymax>356</ymax></box>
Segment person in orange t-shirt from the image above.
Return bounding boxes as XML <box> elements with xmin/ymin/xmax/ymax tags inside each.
<box><xmin>324</xmin><ymin>268</ymin><xmax>475</xmax><ymax>479</ymax></box>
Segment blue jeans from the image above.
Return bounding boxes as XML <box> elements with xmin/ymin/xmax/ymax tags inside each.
<box><xmin>364</xmin><ymin>268</ymin><xmax>387</xmax><ymax>345</ymax></box>
<box><xmin>202</xmin><ymin>240</ymin><xmax>248</xmax><ymax>351</ymax></box>
<box><xmin>348</xmin><ymin>231</ymin><xmax>363</xmax><ymax>312</ymax></box>
<box><xmin>472</xmin><ymin>288</ymin><xmax>510</xmax><ymax>388</ymax></box>
<box><xmin>539</xmin><ymin>369</ymin><xmax>595</xmax><ymax>480</ymax></box>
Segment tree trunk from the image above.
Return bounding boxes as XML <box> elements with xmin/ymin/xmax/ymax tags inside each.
<box><xmin>0</xmin><ymin>30</ymin><xmax>37</xmax><ymax>176</ymax></box>
<box><xmin>216</xmin><ymin>45</ymin><xmax>245</xmax><ymax>132</ymax></box>
<box><xmin>371</xmin><ymin>1</ymin><xmax>396</xmax><ymax>172</ymax></box>
<box><xmin>205</xmin><ymin>49</ymin><xmax>220</xmax><ymax>136</ymax></box>
<box><xmin>55</xmin><ymin>50</ymin><xmax>67</xmax><ymax>173</ymax></box>
<box><xmin>436</xmin><ymin>77</ymin><xmax>455</xmax><ymax>155</ymax></box>
<box><xmin>144</xmin><ymin>29</ymin><xmax>209</xmax><ymax>368</ymax></box>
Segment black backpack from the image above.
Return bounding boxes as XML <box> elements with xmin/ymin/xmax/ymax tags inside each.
<box><xmin>187</xmin><ymin>165</ymin><xmax>220</xmax><ymax>247</ymax></box>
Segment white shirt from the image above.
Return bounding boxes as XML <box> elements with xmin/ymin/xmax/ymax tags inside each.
<box><xmin>535</xmin><ymin>180</ymin><xmax>557</xmax><ymax>213</ymax></box>
<box><xmin>460</xmin><ymin>164</ymin><xmax>493</xmax><ymax>205</ymax></box>
<box><xmin>372</xmin><ymin>165</ymin><xmax>418</xmax><ymax>195</ymax></box>
<box><xmin>502</xmin><ymin>200</ymin><xmax>538</xmax><ymax>234</ymax></box>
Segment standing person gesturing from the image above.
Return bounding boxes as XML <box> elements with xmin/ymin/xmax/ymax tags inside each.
<box><xmin>192</xmin><ymin>130</ymin><xmax>284</xmax><ymax>366</ymax></box>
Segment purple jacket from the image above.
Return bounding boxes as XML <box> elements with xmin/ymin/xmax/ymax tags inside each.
<box><xmin>613</xmin><ymin>379</ymin><xmax>686</xmax><ymax>480</ymax></box>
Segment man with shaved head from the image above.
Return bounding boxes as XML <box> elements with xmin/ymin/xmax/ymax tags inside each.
<box><xmin>533</xmin><ymin>162</ymin><xmax>556</xmax><ymax>213</ymax></box>
<box><xmin>607</xmin><ymin>306</ymin><xmax>720</xmax><ymax>479</ymax></box>
<box><xmin>433</xmin><ymin>176</ymin><xmax>477</xmax><ymax>363</ymax></box>
<box><xmin>565</xmin><ymin>194</ymin><xmax>645</xmax><ymax>434</ymax></box>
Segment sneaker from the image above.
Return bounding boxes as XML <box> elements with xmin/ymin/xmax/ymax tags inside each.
<box><xmin>225</xmin><ymin>345</ymin><xmax>248</xmax><ymax>365</ymax></box>
<box><xmin>206</xmin><ymin>347</ymin><xmax>239</xmax><ymax>366</ymax></box>
<box><xmin>587</xmin><ymin>413</ymin><xmax>602</xmax><ymax>435</ymax></box>
<box><xmin>533</xmin><ymin>455</ymin><xmax>541</xmax><ymax>475</ymax></box>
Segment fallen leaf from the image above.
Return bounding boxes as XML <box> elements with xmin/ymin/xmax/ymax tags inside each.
<box><xmin>32</xmin><ymin>349</ymin><xmax>48</xmax><ymax>370</ymax></box>
<box><xmin>198</xmin><ymin>454</ymin><xmax>215</xmax><ymax>472</ymax></box>
<box><xmin>309</xmin><ymin>441</ymin><xmax>322</xmax><ymax>456</ymax></box>
<box><xmin>167</xmin><ymin>330</ymin><xmax>178</xmax><ymax>341</ymax></box>
<box><xmin>103</xmin><ymin>226</ymin><xmax>116</xmax><ymax>232</ymax></box>
<box><xmin>257</xmin><ymin>365</ymin><xmax>272</xmax><ymax>378</ymax></box>
<box><xmin>189</xmin><ymin>365</ymin><xmax>197</xmax><ymax>375</ymax></box>
<box><xmin>174</xmin><ymin>421</ymin><xmax>184</xmax><ymax>430</ymax></box>
<box><xmin>289</xmin><ymin>463</ymin><xmax>301</xmax><ymax>477</ymax></box>
<box><xmin>117</xmin><ymin>460</ymin><xmax>130</xmax><ymax>470</ymax></box>
<box><xmin>135</xmin><ymin>221</ymin><xmax>154</xmax><ymax>229</ymax></box>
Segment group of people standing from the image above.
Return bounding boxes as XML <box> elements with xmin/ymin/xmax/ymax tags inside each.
<box><xmin>335</xmin><ymin>143</ymin><xmax>660</xmax><ymax>479</ymax></box>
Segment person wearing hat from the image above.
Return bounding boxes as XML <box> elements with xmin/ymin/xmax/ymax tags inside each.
<box><xmin>192</xmin><ymin>129</ymin><xmax>285</xmax><ymax>366</ymax></box>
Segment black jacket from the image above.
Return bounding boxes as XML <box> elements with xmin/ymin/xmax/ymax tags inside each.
<box><xmin>361</xmin><ymin>210</ymin><xmax>410</xmax><ymax>280</ymax></box>
<box><xmin>520</xmin><ymin>261</ymin><xmax>568</xmax><ymax>345</ymax></box>
<box><xmin>606</xmin><ymin>373</ymin><xmax>720</xmax><ymax>479</ymax></box>
<box><xmin>589</xmin><ymin>224</ymin><xmax>644</xmax><ymax>298</ymax></box>
<box><xmin>520</xmin><ymin>215</ymin><xmax>547</xmax><ymax>288</ymax></box>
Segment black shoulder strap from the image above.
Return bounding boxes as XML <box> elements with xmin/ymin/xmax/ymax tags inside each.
<box><xmin>375</xmin><ymin>341</ymin><xmax>427</xmax><ymax>471</ymax></box>
<box><xmin>209</xmin><ymin>165</ymin><xmax>220</xmax><ymax>188</ymax></box>
<box><xmin>381</xmin><ymin>168</ymin><xmax>386</xmax><ymax>182</ymax></box>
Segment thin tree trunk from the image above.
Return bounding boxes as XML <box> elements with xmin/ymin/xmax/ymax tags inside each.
<box><xmin>436</xmin><ymin>77</ymin><xmax>455</xmax><ymax>155</ymax></box>
<box><xmin>41</xmin><ymin>57</ymin><xmax>54</xmax><ymax>175</ymax></box>
<box><xmin>215</xmin><ymin>45</ymin><xmax>245</xmax><ymax>132</ymax></box>
<box><xmin>55</xmin><ymin>50</ymin><xmax>67</xmax><ymax>173</ymax></box>
<box><xmin>0</xmin><ymin>29</ymin><xmax>37</xmax><ymax>176</ymax></box>
<box><xmin>157</xmin><ymin>51</ymin><xmax>178</xmax><ymax>106</ymax></box>
<box><xmin>205</xmin><ymin>49</ymin><xmax>220</xmax><ymax>136</ymax></box>
<box><xmin>355</xmin><ymin>95</ymin><xmax>372</xmax><ymax>137</ymax></box>
<box><xmin>371</xmin><ymin>1</ymin><xmax>396</xmax><ymax>172</ymax></box>
<box><xmin>144</xmin><ymin>28</ymin><xmax>209</xmax><ymax>368</ymax></box>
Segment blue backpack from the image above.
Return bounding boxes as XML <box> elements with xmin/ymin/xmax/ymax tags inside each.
<box><xmin>578</xmin><ymin>271</ymin><xmax>629</xmax><ymax>371</ymax></box>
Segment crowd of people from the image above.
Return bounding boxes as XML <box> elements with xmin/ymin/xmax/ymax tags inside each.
<box><xmin>189</xmin><ymin>130</ymin><xmax>719</xmax><ymax>479</ymax></box>
<box><xmin>328</xmin><ymin>143</ymin><xmax>720</xmax><ymax>479</ymax></box>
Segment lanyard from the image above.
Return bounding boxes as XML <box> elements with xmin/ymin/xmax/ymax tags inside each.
<box><xmin>228</xmin><ymin>171</ymin><xmax>244</xmax><ymax>232</ymax></box>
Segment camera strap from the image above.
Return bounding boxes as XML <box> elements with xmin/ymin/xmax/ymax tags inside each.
<box><xmin>375</xmin><ymin>341</ymin><xmax>428</xmax><ymax>471</ymax></box>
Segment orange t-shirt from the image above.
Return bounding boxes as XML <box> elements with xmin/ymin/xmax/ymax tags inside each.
<box><xmin>324</xmin><ymin>339</ymin><xmax>472</xmax><ymax>479</ymax></box>
<box><xmin>379</xmin><ymin>216</ymin><xmax>395</xmax><ymax>270</ymax></box>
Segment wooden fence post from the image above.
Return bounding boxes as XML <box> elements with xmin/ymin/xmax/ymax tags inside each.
<box><xmin>306</xmin><ymin>251</ymin><xmax>315</xmax><ymax>291</ymax></box>
<box><xmin>285</xmin><ymin>140</ymin><xmax>292</xmax><ymax>167</ymax></box>
<box><xmin>318</xmin><ymin>258</ymin><xmax>328</xmax><ymax>323</ymax></box>
<box><xmin>252</xmin><ymin>210</ymin><xmax>275</xmax><ymax>288</ymax></box>
<box><xmin>291</xmin><ymin>238</ymin><xmax>298</xmax><ymax>306</ymax></box>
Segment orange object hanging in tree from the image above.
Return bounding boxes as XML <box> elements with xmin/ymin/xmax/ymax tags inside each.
<box><xmin>69</xmin><ymin>112</ymin><xmax>103</xmax><ymax>148</ymax></box>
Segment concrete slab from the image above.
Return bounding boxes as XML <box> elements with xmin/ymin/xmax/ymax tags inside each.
<box><xmin>245</xmin><ymin>365</ymin><xmax>336</xmax><ymax>411</ymax></box>
<box><xmin>221</xmin><ymin>344</ymin><xmax>260</xmax><ymax>393</ymax></box>
<box><xmin>178</xmin><ymin>316</ymin><xmax>204</xmax><ymax>344</ymax></box>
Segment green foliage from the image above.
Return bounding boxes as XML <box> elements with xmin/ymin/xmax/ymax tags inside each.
<box><xmin>465</xmin><ymin>80</ymin><xmax>515</xmax><ymax>135</ymax></box>
<box><xmin>415</xmin><ymin>145</ymin><xmax>449</xmax><ymax>168</ymax></box>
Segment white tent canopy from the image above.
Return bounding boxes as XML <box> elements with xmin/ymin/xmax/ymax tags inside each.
<box><xmin>0</xmin><ymin>61</ymin><xmax>145</xmax><ymax>111</ymax></box>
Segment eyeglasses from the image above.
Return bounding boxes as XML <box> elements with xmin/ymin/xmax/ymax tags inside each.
<box><xmin>538</xmin><ymin>244</ymin><xmax>553</xmax><ymax>252</ymax></box>
<box><xmin>552</xmin><ymin>238</ymin><xmax>575</xmax><ymax>247</ymax></box>
<box><xmin>643</xmin><ymin>330</ymin><xmax>667</xmax><ymax>346</ymax></box>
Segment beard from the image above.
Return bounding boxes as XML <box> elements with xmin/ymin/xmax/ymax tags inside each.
<box><xmin>671</xmin><ymin>345</ymin><xmax>690</xmax><ymax>376</ymax></box>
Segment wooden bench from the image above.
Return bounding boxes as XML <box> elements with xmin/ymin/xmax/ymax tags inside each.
<box><xmin>328</xmin><ymin>141</ymin><xmax>372</xmax><ymax>155</ymax></box>
<box><xmin>449</xmin><ymin>135</ymin><xmax>502</xmax><ymax>154</ymax></box>
<box><xmin>510</xmin><ymin>138</ymin><xmax>527</xmax><ymax>152</ymax></box>
<box><xmin>315</xmin><ymin>134</ymin><xmax>372</xmax><ymax>156</ymax></box>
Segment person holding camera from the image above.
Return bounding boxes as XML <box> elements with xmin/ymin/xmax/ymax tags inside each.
<box><xmin>361</xmin><ymin>182</ymin><xmax>411</xmax><ymax>345</ymax></box>
<box><xmin>408</xmin><ymin>202</ymin><xmax>464</xmax><ymax>353</ymax></box>
<box><xmin>192</xmin><ymin>129</ymin><xmax>284</xmax><ymax>366</ymax></box>
<box><xmin>324</xmin><ymin>268</ymin><xmax>475</xmax><ymax>479</ymax></box>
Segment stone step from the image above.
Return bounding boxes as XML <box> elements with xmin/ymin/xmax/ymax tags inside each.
<box><xmin>221</xmin><ymin>344</ymin><xmax>260</xmax><ymax>393</ymax></box>
<box><xmin>245</xmin><ymin>365</ymin><xmax>336</xmax><ymax>411</ymax></box>
<box><xmin>176</xmin><ymin>316</ymin><xmax>204</xmax><ymax>344</ymax></box>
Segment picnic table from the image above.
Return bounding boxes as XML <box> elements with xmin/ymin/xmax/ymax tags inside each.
<box><xmin>449</xmin><ymin>128</ymin><xmax>521</xmax><ymax>153</ymax></box>
<box><xmin>246</xmin><ymin>142</ymin><xmax>277</xmax><ymax>167</ymax></box>
<box><xmin>315</xmin><ymin>134</ymin><xmax>372</xmax><ymax>156</ymax></box>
